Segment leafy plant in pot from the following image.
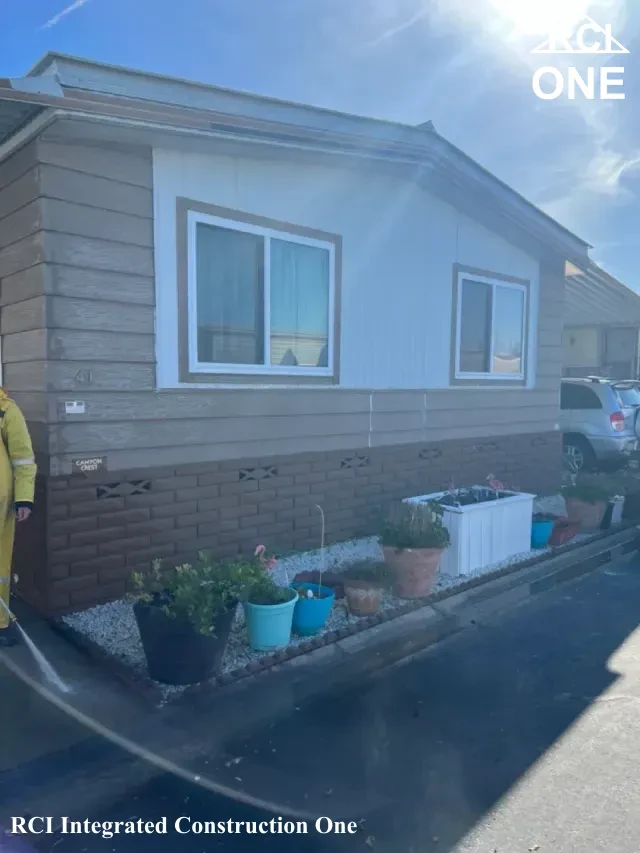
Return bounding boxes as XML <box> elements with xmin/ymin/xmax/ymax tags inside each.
<box><xmin>240</xmin><ymin>545</ymin><xmax>298</xmax><ymax>652</ymax></box>
<box><xmin>380</xmin><ymin>501</ymin><xmax>450</xmax><ymax>598</ymax></box>
<box><xmin>129</xmin><ymin>553</ymin><xmax>241</xmax><ymax>686</ymax></box>
<box><xmin>562</xmin><ymin>472</ymin><xmax>611</xmax><ymax>532</ymax></box>
<box><xmin>290</xmin><ymin>506</ymin><xmax>335</xmax><ymax>636</ymax></box>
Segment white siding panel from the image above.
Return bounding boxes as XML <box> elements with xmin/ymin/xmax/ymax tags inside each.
<box><xmin>153</xmin><ymin>148</ymin><xmax>541</xmax><ymax>391</ymax></box>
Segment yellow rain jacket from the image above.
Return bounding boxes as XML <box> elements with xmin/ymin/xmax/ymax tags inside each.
<box><xmin>0</xmin><ymin>389</ymin><xmax>36</xmax><ymax>629</ymax></box>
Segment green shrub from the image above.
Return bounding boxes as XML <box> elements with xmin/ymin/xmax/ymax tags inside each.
<box><xmin>129</xmin><ymin>552</ymin><xmax>246</xmax><ymax>636</ymax></box>
<box><xmin>129</xmin><ymin>545</ymin><xmax>290</xmax><ymax>633</ymax></box>
<box><xmin>562</xmin><ymin>472</ymin><xmax>612</xmax><ymax>505</ymax></box>
<box><xmin>342</xmin><ymin>561</ymin><xmax>393</xmax><ymax>587</ymax></box>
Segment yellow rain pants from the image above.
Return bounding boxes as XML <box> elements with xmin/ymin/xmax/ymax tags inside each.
<box><xmin>0</xmin><ymin>390</ymin><xmax>36</xmax><ymax>629</ymax></box>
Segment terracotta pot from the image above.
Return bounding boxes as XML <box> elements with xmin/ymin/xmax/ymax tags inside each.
<box><xmin>565</xmin><ymin>497</ymin><xmax>607</xmax><ymax>532</ymax></box>
<box><xmin>344</xmin><ymin>580</ymin><xmax>383</xmax><ymax>616</ymax></box>
<box><xmin>549</xmin><ymin>517</ymin><xmax>580</xmax><ymax>547</ymax></box>
<box><xmin>383</xmin><ymin>546</ymin><xmax>443</xmax><ymax>599</ymax></box>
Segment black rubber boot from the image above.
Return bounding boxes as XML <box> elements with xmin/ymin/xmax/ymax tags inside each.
<box><xmin>0</xmin><ymin>624</ymin><xmax>19</xmax><ymax>647</ymax></box>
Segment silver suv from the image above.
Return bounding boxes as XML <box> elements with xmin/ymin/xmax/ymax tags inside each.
<box><xmin>560</xmin><ymin>377</ymin><xmax>640</xmax><ymax>471</ymax></box>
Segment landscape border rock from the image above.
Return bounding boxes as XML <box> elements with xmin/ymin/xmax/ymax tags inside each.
<box><xmin>49</xmin><ymin>523</ymin><xmax>640</xmax><ymax>708</ymax></box>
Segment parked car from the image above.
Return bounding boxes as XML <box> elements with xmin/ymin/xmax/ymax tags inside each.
<box><xmin>560</xmin><ymin>377</ymin><xmax>640</xmax><ymax>471</ymax></box>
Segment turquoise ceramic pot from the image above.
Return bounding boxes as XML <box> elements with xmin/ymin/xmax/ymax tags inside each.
<box><xmin>291</xmin><ymin>583</ymin><xmax>335</xmax><ymax>636</ymax></box>
<box><xmin>531</xmin><ymin>519</ymin><xmax>554</xmax><ymax>549</ymax></box>
<box><xmin>243</xmin><ymin>588</ymin><xmax>297</xmax><ymax>652</ymax></box>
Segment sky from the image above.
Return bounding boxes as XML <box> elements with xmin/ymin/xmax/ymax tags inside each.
<box><xmin>1</xmin><ymin>0</ymin><xmax>639</xmax><ymax>289</ymax></box>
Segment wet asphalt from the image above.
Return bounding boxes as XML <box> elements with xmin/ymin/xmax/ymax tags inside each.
<box><xmin>6</xmin><ymin>552</ymin><xmax>640</xmax><ymax>853</ymax></box>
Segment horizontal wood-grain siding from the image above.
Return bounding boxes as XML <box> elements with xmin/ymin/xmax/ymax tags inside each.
<box><xmin>37</xmin><ymin>140</ymin><xmax>153</xmax><ymax>189</ymax></box>
<box><xmin>48</xmin><ymin>329</ymin><xmax>155</xmax><ymax>363</ymax></box>
<box><xmin>0</xmin><ymin>169</ymin><xmax>39</xmax><ymax>221</ymax></box>
<box><xmin>45</xmin><ymin>362</ymin><xmax>156</xmax><ymax>392</ymax></box>
<box><xmin>0</xmin><ymin>265</ymin><xmax>46</xmax><ymax>307</ymax></box>
<box><xmin>2</xmin><ymin>361</ymin><xmax>47</xmax><ymax>392</ymax></box>
<box><xmin>47</xmin><ymin>265</ymin><xmax>155</xmax><ymax>305</ymax></box>
<box><xmin>1</xmin><ymin>295</ymin><xmax>46</xmax><ymax>335</ymax></box>
<box><xmin>0</xmin><ymin>141</ymin><xmax>38</xmax><ymax>193</ymax></box>
<box><xmin>0</xmin><ymin>200</ymin><xmax>42</xmax><ymax>250</ymax></box>
<box><xmin>43</xmin><ymin>233</ymin><xmax>154</xmax><ymax>277</ymax></box>
<box><xmin>45</xmin><ymin>385</ymin><xmax>560</xmax><ymax>472</ymax></box>
<box><xmin>41</xmin><ymin>198</ymin><xmax>153</xmax><ymax>247</ymax></box>
<box><xmin>0</xmin><ymin>144</ymin><xmax>48</xmax><ymax>395</ymax></box>
<box><xmin>48</xmin><ymin>296</ymin><xmax>154</xmax><ymax>335</ymax></box>
<box><xmin>46</xmin><ymin>389</ymin><xmax>372</xmax><ymax>420</ymax></box>
<box><xmin>6</xmin><ymin>138</ymin><xmax>565</xmax><ymax>473</ymax></box>
<box><xmin>0</xmin><ymin>232</ymin><xmax>45</xmax><ymax>279</ymax></box>
<box><xmin>2</xmin><ymin>328</ymin><xmax>47</xmax><ymax>363</ymax></box>
<box><xmin>51</xmin><ymin>412</ymin><xmax>373</xmax><ymax>453</ymax></box>
<box><xmin>39</xmin><ymin>164</ymin><xmax>153</xmax><ymax>217</ymax></box>
<box><xmin>33</xmin><ymin>140</ymin><xmax>156</xmax><ymax>416</ymax></box>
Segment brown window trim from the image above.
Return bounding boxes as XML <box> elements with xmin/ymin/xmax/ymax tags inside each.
<box><xmin>176</xmin><ymin>197</ymin><xmax>342</xmax><ymax>386</ymax></box>
<box><xmin>449</xmin><ymin>263</ymin><xmax>531</xmax><ymax>388</ymax></box>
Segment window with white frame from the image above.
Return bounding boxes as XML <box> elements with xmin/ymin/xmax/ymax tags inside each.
<box><xmin>187</xmin><ymin>211</ymin><xmax>336</xmax><ymax>377</ymax></box>
<box><xmin>455</xmin><ymin>272</ymin><xmax>527</xmax><ymax>380</ymax></box>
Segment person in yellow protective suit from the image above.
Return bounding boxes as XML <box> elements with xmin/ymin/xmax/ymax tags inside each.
<box><xmin>0</xmin><ymin>388</ymin><xmax>36</xmax><ymax>646</ymax></box>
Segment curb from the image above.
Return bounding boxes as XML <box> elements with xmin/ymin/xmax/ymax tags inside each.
<box><xmin>50</xmin><ymin>523</ymin><xmax>640</xmax><ymax>712</ymax></box>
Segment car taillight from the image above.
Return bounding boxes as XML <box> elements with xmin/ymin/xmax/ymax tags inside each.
<box><xmin>610</xmin><ymin>411</ymin><xmax>625</xmax><ymax>432</ymax></box>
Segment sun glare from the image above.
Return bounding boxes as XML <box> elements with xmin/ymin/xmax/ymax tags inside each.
<box><xmin>489</xmin><ymin>0</ymin><xmax>591</xmax><ymax>35</ymax></box>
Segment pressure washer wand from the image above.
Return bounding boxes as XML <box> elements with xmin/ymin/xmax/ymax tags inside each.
<box><xmin>0</xmin><ymin>595</ymin><xmax>18</xmax><ymax>623</ymax></box>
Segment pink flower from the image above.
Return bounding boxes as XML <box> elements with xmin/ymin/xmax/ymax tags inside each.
<box><xmin>487</xmin><ymin>474</ymin><xmax>505</xmax><ymax>490</ymax></box>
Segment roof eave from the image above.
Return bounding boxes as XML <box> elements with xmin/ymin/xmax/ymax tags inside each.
<box><xmin>0</xmin><ymin>71</ymin><xmax>589</xmax><ymax>262</ymax></box>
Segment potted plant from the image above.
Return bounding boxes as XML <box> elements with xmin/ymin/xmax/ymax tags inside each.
<box><xmin>562</xmin><ymin>473</ymin><xmax>611</xmax><ymax>531</ymax></box>
<box><xmin>531</xmin><ymin>512</ymin><xmax>556</xmax><ymax>549</ymax></box>
<box><xmin>405</xmin><ymin>476</ymin><xmax>534</xmax><ymax>578</ymax></box>
<box><xmin>129</xmin><ymin>553</ymin><xmax>240</xmax><ymax>686</ymax></box>
<box><xmin>380</xmin><ymin>501</ymin><xmax>450</xmax><ymax>598</ymax></box>
<box><xmin>241</xmin><ymin>545</ymin><xmax>297</xmax><ymax>652</ymax></box>
<box><xmin>342</xmin><ymin>562</ymin><xmax>390</xmax><ymax>617</ymax></box>
<box><xmin>290</xmin><ymin>506</ymin><xmax>334</xmax><ymax>635</ymax></box>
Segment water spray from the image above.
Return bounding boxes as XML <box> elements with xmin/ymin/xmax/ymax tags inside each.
<box><xmin>0</xmin><ymin>594</ymin><xmax>18</xmax><ymax>623</ymax></box>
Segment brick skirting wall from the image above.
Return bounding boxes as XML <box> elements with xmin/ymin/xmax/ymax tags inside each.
<box><xmin>13</xmin><ymin>430</ymin><xmax>562</xmax><ymax>615</ymax></box>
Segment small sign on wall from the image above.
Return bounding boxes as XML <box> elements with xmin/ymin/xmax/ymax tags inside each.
<box><xmin>65</xmin><ymin>401</ymin><xmax>86</xmax><ymax>415</ymax></box>
<box><xmin>72</xmin><ymin>456</ymin><xmax>107</xmax><ymax>476</ymax></box>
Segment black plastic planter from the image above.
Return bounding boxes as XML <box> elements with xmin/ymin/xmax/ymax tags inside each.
<box><xmin>133</xmin><ymin>600</ymin><xmax>236</xmax><ymax>685</ymax></box>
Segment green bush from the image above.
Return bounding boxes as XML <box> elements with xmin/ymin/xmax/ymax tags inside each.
<box><xmin>342</xmin><ymin>561</ymin><xmax>393</xmax><ymax>587</ymax></box>
<box><xmin>129</xmin><ymin>553</ymin><xmax>246</xmax><ymax>636</ymax></box>
<box><xmin>561</xmin><ymin>472</ymin><xmax>613</xmax><ymax>505</ymax></box>
<box><xmin>129</xmin><ymin>545</ymin><xmax>290</xmax><ymax>634</ymax></box>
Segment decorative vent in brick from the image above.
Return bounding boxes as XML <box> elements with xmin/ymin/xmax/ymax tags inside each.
<box><xmin>340</xmin><ymin>454</ymin><xmax>370</xmax><ymax>469</ymax></box>
<box><xmin>96</xmin><ymin>480</ymin><xmax>151</xmax><ymax>500</ymax></box>
<box><xmin>472</xmin><ymin>442</ymin><xmax>498</xmax><ymax>453</ymax></box>
<box><xmin>239</xmin><ymin>466</ymin><xmax>278</xmax><ymax>481</ymax></box>
<box><xmin>419</xmin><ymin>447</ymin><xmax>442</xmax><ymax>461</ymax></box>
<box><xmin>531</xmin><ymin>436</ymin><xmax>548</xmax><ymax>447</ymax></box>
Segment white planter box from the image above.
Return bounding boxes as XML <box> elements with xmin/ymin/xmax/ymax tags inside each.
<box><xmin>405</xmin><ymin>489</ymin><xmax>535</xmax><ymax>578</ymax></box>
<box><xmin>610</xmin><ymin>496</ymin><xmax>625</xmax><ymax>526</ymax></box>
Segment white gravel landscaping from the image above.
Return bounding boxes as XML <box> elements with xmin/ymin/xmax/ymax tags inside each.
<box><xmin>61</xmin><ymin>528</ymin><xmax>600</xmax><ymax>704</ymax></box>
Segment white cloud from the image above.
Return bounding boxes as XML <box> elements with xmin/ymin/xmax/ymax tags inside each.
<box><xmin>41</xmin><ymin>0</ymin><xmax>91</xmax><ymax>30</ymax></box>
